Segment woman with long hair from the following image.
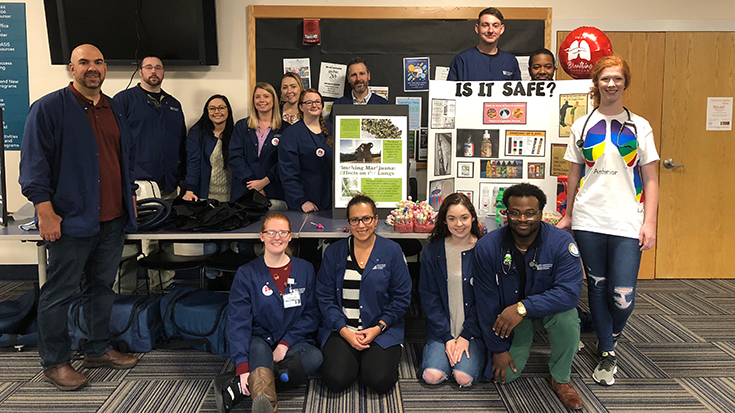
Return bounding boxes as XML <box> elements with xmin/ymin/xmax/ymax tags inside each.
<box><xmin>225</xmin><ymin>213</ymin><xmax>322</xmax><ymax>412</ymax></box>
<box><xmin>182</xmin><ymin>94</ymin><xmax>235</xmax><ymax>202</ymax></box>
<box><xmin>316</xmin><ymin>194</ymin><xmax>412</xmax><ymax>394</ymax></box>
<box><xmin>280</xmin><ymin>72</ymin><xmax>304</xmax><ymax>126</ymax></box>
<box><xmin>229</xmin><ymin>82</ymin><xmax>286</xmax><ymax>208</ymax></box>
<box><xmin>420</xmin><ymin>192</ymin><xmax>486</xmax><ymax>387</ymax></box>
<box><xmin>278</xmin><ymin>88</ymin><xmax>333</xmax><ymax>212</ymax></box>
<box><xmin>558</xmin><ymin>55</ymin><xmax>659</xmax><ymax>386</ymax></box>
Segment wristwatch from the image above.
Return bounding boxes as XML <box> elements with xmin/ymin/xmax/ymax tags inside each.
<box><xmin>376</xmin><ymin>322</ymin><xmax>387</xmax><ymax>333</ymax></box>
<box><xmin>516</xmin><ymin>302</ymin><xmax>527</xmax><ymax>317</ymax></box>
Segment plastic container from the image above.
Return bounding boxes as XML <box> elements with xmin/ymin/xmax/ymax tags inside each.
<box><xmin>414</xmin><ymin>220</ymin><xmax>435</xmax><ymax>233</ymax></box>
<box><xmin>393</xmin><ymin>219</ymin><xmax>414</xmax><ymax>233</ymax></box>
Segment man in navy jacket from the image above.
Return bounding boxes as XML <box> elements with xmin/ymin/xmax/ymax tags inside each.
<box><xmin>327</xmin><ymin>57</ymin><xmax>388</xmax><ymax>136</ymax></box>
<box><xmin>19</xmin><ymin>44</ymin><xmax>139</xmax><ymax>391</ymax></box>
<box><xmin>114</xmin><ymin>56</ymin><xmax>187</xmax><ymax>292</ymax></box>
<box><xmin>447</xmin><ymin>7</ymin><xmax>521</xmax><ymax>81</ymax></box>
<box><xmin>472</xmin><ymin>183</ymin><xmax>584</xmax><ymax>410</ymax></box>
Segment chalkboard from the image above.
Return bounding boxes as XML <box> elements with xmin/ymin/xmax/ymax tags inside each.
<box><xmin>250</xmin><ymin>6</ymin><xmax>549</xmax><ymax>129</ymax></box>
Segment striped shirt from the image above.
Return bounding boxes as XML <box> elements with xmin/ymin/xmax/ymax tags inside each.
<box><xmin>342</xmin><ymin>237</ymin><xmax>364</xmax><ymax>331</ymax></box>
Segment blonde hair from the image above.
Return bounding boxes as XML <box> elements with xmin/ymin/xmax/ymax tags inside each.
<box><xmin>589</xmin><ymin>55</ymin><xmax>631</xmax><ymax>108</ymax></box>
<box><xmin>248</xmin><ymin>82</ymin><xmax>282</xmax><ymax>130</ymax></box>
<box><xmin>280</xmin><ymin>72</ymin><xmax>304</xmax><ymax>101</ymax></box>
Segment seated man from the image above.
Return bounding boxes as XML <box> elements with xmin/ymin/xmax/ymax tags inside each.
<box><xmin>472</xmin><ymin>183</ymin><xmax>584</xmax><ymax>410</ymax></box>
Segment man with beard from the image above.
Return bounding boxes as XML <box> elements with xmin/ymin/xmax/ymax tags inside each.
<box><xmin>448</xmin><ymin>7</ymin><xmax>521</xmax><ymax>81</ymax></box>
<box><xmin>114</xmin><ymin>56</ymin><xmax>187</xmax><ymax>293</ymax></box>
<box><xmin>327</xmin><ymin>57</ymin><xmax>388</xmax><ymax>136</ymax></box>
<box><xmin>471</xmin><ymin>183</ymin><xmax>584</xmax><ymax>410</ymax></box>
<box><xmin>528</xmin><ymin>48</ymin><xmax>556</xmax><ymax>81</ymax></box>
<box><xmin>19</xmin><ymin>44</ymin><xmax>139</xmax><ymax>391</ymax></box>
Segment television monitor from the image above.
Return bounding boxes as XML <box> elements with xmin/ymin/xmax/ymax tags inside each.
<box><xmin>44</xmin><ymin>0</ymin><xmax>218</xmax><ymax>66</ymax></box>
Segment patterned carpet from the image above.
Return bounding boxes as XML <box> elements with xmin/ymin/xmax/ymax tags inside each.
<box><xmin>1</xmin><ymin>278</ymin><xmax>734</xmax><ymax>412</ymax></box>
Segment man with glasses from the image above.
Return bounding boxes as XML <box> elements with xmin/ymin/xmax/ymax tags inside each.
<box><xmin>448</xmin><ymin>7</ymin><xmax>521</xmax><ymax>81</ymax></box>
<box><xmin>327</xmin><ymin>57</ymin><xmax>388</xmax><ymax>136</ymax></box>
<box><xmin>471</xmin><ymin>183</ymin><xmax>584</xmax><ymax>410</ymax></box>
<box><xmin>114</xmin><ymin>56</ymin><xmax>187</xmax><ymax>293</ymax></box>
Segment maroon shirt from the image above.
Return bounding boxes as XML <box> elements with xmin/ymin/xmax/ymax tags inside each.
<box><xmin>68</xmin><ymin>83</ymin><xmax>125</xmax><ymax>222</ymax></box>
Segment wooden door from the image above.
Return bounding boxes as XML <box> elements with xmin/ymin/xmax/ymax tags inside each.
<box><xmin>657</xmin><ymin>32</ymin><xmax>735</xmax><ymax>279</ymax></box>
<box><xmin>557</xmin><ymin>31</ymin><xmax>666</xmax><ymax>279</ymax></box>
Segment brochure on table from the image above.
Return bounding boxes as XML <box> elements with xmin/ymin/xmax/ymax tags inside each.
<box><xmin>427</xmin><ymin>79</ymin><xmax>592</xmax><ymax>215</ymax></box>
<box><xmin>333</xmin><ymin>105</ymin><xmax>410</xmax><ymax>217</ymax></box>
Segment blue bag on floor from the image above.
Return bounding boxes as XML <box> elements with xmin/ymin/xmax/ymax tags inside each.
<box><xmin>158</xmin><ymin>285</ymin><xmax>229</xmax><ymax>357</ymax></box>
<box><xmin>0</xmin><ymin>284</ymin><xmax>39</xmax><ymax>349</ymax></box>
<box><xmin>68</xmin><ymin>294</ymin><xmax>162</xmax><ymax>353</ymax></box>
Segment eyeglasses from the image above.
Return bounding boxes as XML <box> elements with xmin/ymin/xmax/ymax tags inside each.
<box><xmin>507</xmin><ymin>210</ymin><xmax>540</xmax><ymax>220</ymax></box>
<box><xmin>348</xmin><ymin>215</ymin><xmax>376</xmax><ymax>226</ymax></box>
<box><xmin>262</xmin><ymin>230</ymin><xmax>291</xmax><ymax>238</ymax></box>
<box><xmin>141</xmin><ymin>65</ymin><xmax>163</xmax><ymax>71</ymax></box>
<box><xmin>208</xmin><ymin>106</ymin><xmax>228</xmax><ymax>113</ymax></box>
<box><xmin>301</xmin><ymin>100</ymin><xmax>323</xmax><ymax>107</ymax></box>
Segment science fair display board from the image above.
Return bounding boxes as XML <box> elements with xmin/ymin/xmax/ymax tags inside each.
<box><xmin>427</xmin><ymin>79</ymin><xmax>592</xmax><ymax>216</ymax></box>
<box><xmin>332</xmin><ymin>105</ymin><xmax>409</xmax><ymax>217</ymax></box>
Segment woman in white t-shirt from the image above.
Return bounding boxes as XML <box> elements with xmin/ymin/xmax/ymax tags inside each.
<box><xmin>558</xmin><ymin>55</ymin><xmax>659</xmax><ymax>387</ymax></box>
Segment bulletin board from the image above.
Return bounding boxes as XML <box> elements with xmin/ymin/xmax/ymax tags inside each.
<box><xmin>248</xmin><ymin>6</ymin><xmax>551</xmax><ymax>130</ymax></box>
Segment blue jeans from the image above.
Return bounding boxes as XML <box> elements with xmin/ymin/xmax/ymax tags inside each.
<box><xmin>39</xmin><ymin>216</ymin><xmax>125</xmax><ymax>370</ymax></box>
<box><xmin>574</xmin><ymin>230</ymin><xmax>642</xmax><ymax>353</ymax></box>
<box><xmin>248</xmin><ymin>336</ymin><xmax>323</xmax><ymax>377</ymax></box>
<box><xmin>421</xmin><ymin>338</ymin><xmax>485</xmax><ymax>385</ymax></box>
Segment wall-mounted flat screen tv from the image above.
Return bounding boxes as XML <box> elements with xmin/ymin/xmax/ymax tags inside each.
<box><xmin>44</xmin><ymin>0</ymin><xmax>218</xmax><ymax>66</ymax></box>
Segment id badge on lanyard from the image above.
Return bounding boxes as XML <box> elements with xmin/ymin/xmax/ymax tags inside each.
<box><xmin>283</xmin><ymin>278</ymin><xmax>301</xmax><ymax>308</ymax></box>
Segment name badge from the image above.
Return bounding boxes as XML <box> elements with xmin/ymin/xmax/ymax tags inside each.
<box><xmin>283</xmin><ymin>290</ymin><xmax>301</xmax><ymax>308</ymax></box>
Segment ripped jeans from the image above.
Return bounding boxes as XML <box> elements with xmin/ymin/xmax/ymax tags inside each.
<box><xmin>574</xmin><ymin>230</ymin><xmax>642</xmax><ymax>353</ymax></box>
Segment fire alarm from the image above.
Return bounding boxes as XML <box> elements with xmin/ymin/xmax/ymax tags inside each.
<box><xmin>303</xmin><ymin>19</ymin><xmax>320</xmax><ymax>45</ymax></box>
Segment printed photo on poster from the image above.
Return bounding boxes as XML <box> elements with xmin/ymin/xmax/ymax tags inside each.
<box><xmin>477</xmin><ymin>182</ymin><xmax>500</xmax><ymax>217</ymax></box>
<box><xmin>457</xmin><ymin>190</ymin><xmax>474</xmax><ymax>204</ymax></box>
<box><xmin>457</xmin><ymin>161</ymin><xmax>474</xmax><ymax>178</ymax></box>
<box><xmin>430</xmin><ymin>99</ymin><xmax>455</xmax><ymax>129</ymax></box>
<box><xmin>284</xmin><ymin>58</ymin><xmax>311</xmax><ymax>89</ymax></box>
<box><xmin>480</xmin><ymin>159</ymin><xmax>523</xmax><ymax>179</ymax></box>
<box><xmin>504</xmin><ymin>130</ymin><xmax>546</xmax><ymax>156</ymax></box>
<box><xmin>428</xmin><ymin>178</ymin><xmax>454</xmax><ymax>211</ymax></box>
<box><xmin>559</xmin><ymin>94</ymin><xmax>588</xmax><ymax>137</ymax></box>
<box><xmin>550</xmin><ymin>143</ymin><xmax>571</xmax><ymax>176</ymax></box>
<box><xmin>455</xmin><ymin>129</ymin><xmax>499</xmax><ymax>158</ymax></box>
<box><xmin>483</xmin><ymin>102</ymin><xmax>527</xmax><ymax>125</ymax></box>
<box><xmin>417</xmin><ymin>128</ymin><xmax>429</xmax><ymax>162</ymax></box>
<box><xmin>404</xmin><ymin>57</ymin><xmax>430</xmax><ymax>92</ymax></box>
<box><xmin>434</xmin><ymin>132</ymin><xmax>452</xmax><ymax>176</ymax></box>
<box><xmin>339</xmin><ymin>139</ymin><xmax>382</xmax><ymax>164</ymax></box>
<box><xmin>528</xmin><ymin>162</ymin><xmax>545</xmax><ymax>179</ymax></box>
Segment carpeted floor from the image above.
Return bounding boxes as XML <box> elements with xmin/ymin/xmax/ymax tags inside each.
<box><xmin>1</xmin><ymin>278</ymin><xmax>734</xmax><ymax>412</ymax></box>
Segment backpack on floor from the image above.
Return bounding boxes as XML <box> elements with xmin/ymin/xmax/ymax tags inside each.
<box><xmin>0</xmin><ymin>284</ymin><xmax>39</xmax><ymax>350</ymax></box>
<box><xmin>68</xmin><ymin>294</ymin><xmax>163</xmax><ymax>353</ymax></box>
<box><xmin>158</xmin><ymin>285</ymin><xmax>229</xmax><ymax>357</ymax></box>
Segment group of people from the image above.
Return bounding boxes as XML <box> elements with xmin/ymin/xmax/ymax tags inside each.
<box><xmin>17</xmin><ymin>5</ymin><xmax>658</xmax><ymax>413</ymax></box>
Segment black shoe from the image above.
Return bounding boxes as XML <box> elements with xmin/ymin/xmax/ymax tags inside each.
<box><xmin>213</xmin><ymin>373</ymin><xmax>246</xmax><ymax>413</ymax></box>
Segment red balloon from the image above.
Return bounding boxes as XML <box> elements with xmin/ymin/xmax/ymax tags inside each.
<box><xmin>559</xmin><ymin>27</ymin><xmax>613</xmax><ymax>79</ymax></box>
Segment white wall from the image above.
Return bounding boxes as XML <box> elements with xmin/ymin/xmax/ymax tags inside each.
<box><xmin>2</xmin><ymin>0</ymin><xmax>734</xmax><ymax>264</ymax></box>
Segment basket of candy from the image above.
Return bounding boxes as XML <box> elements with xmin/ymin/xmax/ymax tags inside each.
<box><xmin>385</xmin><ymin>198</ymin><xmax>436</xmax><ymax>233</ymax></box>
<box><xmin>542</xmin><ymin>211</ymin><xmax>562</xmax><ymax>226</ymax></box>
<box><xmin>413</xmin><ymin>200</ymin><xmax>437</xmax><ymax>233</ymax></box>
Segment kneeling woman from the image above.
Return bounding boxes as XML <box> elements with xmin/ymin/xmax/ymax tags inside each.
<box><xmin>316</xmin><ymin>194</ymin><xmax>412</xmax><ymax>394</ymax></box>
<box><xmin>420</xmin><ymin>193</ymin><xmax>486</xmax><ymax>387</ymax></box>
<box><xmin>227</xmin><ymin>213</ymin><xmax>322</xmax><ymax>412</ymax></box>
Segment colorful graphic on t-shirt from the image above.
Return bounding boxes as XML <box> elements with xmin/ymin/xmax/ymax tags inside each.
<box><xmin>611</xmin><ymin>119</ymin><xmax>638</xmax><ymax>167</ymax></box>
<box><xmin>582</xmin><ymin>120</ymin><xmax>606</xmax><ymax>167</ymax></box>
<box><xmin>633</xmin><ymin>164</ymin><xmax>643</xmax><ymax>203</ymax></box>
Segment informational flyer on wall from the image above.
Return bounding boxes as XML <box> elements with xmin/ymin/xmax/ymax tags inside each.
<box><xmin>283</xmin><ymin>58</ymin><xmax>311</xmax><ymax>89</ymax></box>
<box><xmin>0</xmin><ymin>3</ymin><xmax>30</xmax><ymax>150</ymax></box>
<box><xmin>404</xmin><ymin>57</ymin><xmax>429</xmax><ymax>92</ymax></box>
<box><xmin>427</xmin><ymin>79</ymin><xmax>592</xmax><ymax>216</ymax></box>
<box><xmin>318</xmin><ymin>62</ymin><xmax>346</xmax><ymax>99</ymax></box>
<box><xmin>395</xmin><ymin>97</ymin><xmax>422</xmax><ymax>130</ymax></box>
<box><xmin>332</xmin><ymin>105</ymin><xmax>409</xmax><ymax>213</ymax></box>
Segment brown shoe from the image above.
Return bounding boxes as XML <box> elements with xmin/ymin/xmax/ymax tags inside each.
<box><xmin>548</xmin><ymin>376</ymin><xmax>583</xmax><ymax>410</ymax></box>
<box><xmin>43</xmin><ymin>363</ymin><xmax>88</xmax><ymax>391</ymax></box>
<box><xmin>249</xmin><ymin>367</ymin><xmax>277</xmax><ymax>413</ymax></box>
<box><xmin>83</xmin><ymin>349</ymin><xmax>138</xmax><ymax>369</ymax></box>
